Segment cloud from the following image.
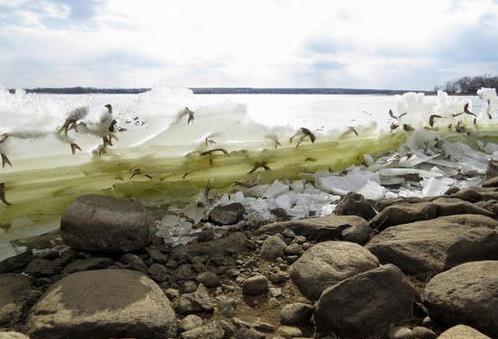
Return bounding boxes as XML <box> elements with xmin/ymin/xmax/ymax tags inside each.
<box><xmin>0</xmin><ymin>0</ymin><xmax>497</xmax><ymax>89</ymax></box>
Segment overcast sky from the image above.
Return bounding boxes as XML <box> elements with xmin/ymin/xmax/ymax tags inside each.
<box><xmin>0</xmin><ymin>0</ymin><xmax>497</xmax><ymax>89</ymax></box>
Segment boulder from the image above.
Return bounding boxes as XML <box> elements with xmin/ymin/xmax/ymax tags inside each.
<box><xmin>367</xmin><ymin>214</ymin><xmax>498</xmax><ymax>274</ymax></box>
<box><xmin>0</xmin><ymin>274</ymin><xmax>31</xmax><ymax>325</ymax></box>
<box><xmin>436</xmin><ymin>325</ymin><xmax>491</xmax><ymax>339</ymax></box>
<box><xmin>423</xmin><ymin>261</ymin><xmax>498</xmax><ymax>337</ymax></box>
<box><xmin>260</xmin><ymin>235</ymin><xmax>287</xmax><ymax>260</ymax></box>
<box><xmin>60</xmin><ymin>195</ymin><xmax>151</xmax><ymax>253</ymax></box>
<box><xmin>290</xmin><ymin>241</ymin><xmax>379</xmax><ymax>300</ymax></box>
<box><xmin>315</xmin><ymin>264</ymin><xmax>418</xmax><ymax>338</ymax></box>
<box><xmin>26</xmin><ymin>269</ymin><xmax>177</xmax><ymax>339</ymax></box>
<box><xmin>209</xmin><ymin>203</ymin><xmax>245</xmax><ymax>225</ymax></box>
<box><xmin>258</xmin><ymin>215</ymin><xmax>368</xmax><ymax>241</ymax></box>
<box><xmin>450</xmin><ymin>187</ymin><xmax>498</xmax><ymax>203</ymax></box>
<box><xmin>334</xmin><ymin>192</ymin><xmax>377</xmax><ymax>220</ymax></box>
<box><xmin>369</xmin><ymin>198</ymin><xmax>494</xmax><ymax>230</ymax></box>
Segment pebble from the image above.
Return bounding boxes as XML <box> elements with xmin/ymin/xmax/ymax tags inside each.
<box><xmin>277</xmin><ymin>326</ymin><xmax>303</xmax><ymax>338</ymax></box>
<box><xmin>242</xmin><ymin>274</ymin><xmax>270</xmax><ymax>295</ymax></box>
<box><xmin>270</xmin><ymin>287</ymin><xmax>282</xmax><ymax>298</ymax></box>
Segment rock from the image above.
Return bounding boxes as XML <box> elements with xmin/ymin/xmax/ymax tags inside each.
<box><xmin>315</xmin><ymin>264</ymin><xmax>418</xmax><ymax>338</ymax></box>
<box><xmin>62</xmin><ymin>257</ymin><xmax>113</xmax><ymax>275</ymax></box>
<box><xmin>24</xmin><ymin>258</ymin><xmax>61</xmax><ymax>277</ymax></box>
<box><xmin>423</xmin><ymin>261</ymin><xmax>498</xmax><ymax>337</ymax></box>
<box><xmin>253</xmin><ymin>321</ymin><xmax>275</xmax><ymax>333</ymax></box>
<box><xmin>367</xmin><ymin>214</ymin><xmax>498</xmax><ymax>274</ymax></box>
<box><xmin>119</xmin><ymin>253</ymin><xmax>147</xmax><ymax>272</ymax></box>
<box><xmin>218</xmin><ymin>297</ymin><xmax>237</xmax><ymax>317</ymax></box>
<box><xmin>180</xmin><ymin>314</ymin><xmax>203</xmax><ymax>332</ymax></box>
<box><xmin>176</xmin><ymin>284</ymin><xmax>214</xmax><ymax>314</ymax></box>
<box><xmin>268</xmin><ymin>268</ymin><xmax>289</xmax><ymax>284</ymax></box>
<box><xmin>284</xmin><ymin>243</ymin><xmax>304</xmax><ymax>256</ymax></box>
<box><xmin>451</xmin><ymin>187</ymin><xmax>498</xmax><ymax>203</ymax></box>
<box><xmin>412</xmin><ymin>326</ymin><xmax>436</xmax><ymax>339</ymax></box>
<box><xmin>260</xmin><ymin>236</ymin><xmax>287</xmax><ymax>260</ymax></box>
<box><xmin>26</xmin><ymin>269</ymin><xmax>177</xmax><ymax>339</ymax></box>
<box><xmin>341</xmin><ymin>222</ymin><xmax>372</xmax><ymax>244</ymax></box>
<box><xmin>0</xmin><ymin>251</ymin><xmax>33</xmax><ymax>273</ymax></box>
<box><xmin>436</xmin><ymin>325</ymin><xmax>491</xmax><ymax>339</ymax></box>
<box><xmin>269</xmin><ymin>287</ymin><xmax>282</xmax><ymax>298</ymax></box>
<box><xmin>180</xmin><ymin>280</ymin><xmax>198</xmax><ymax>293</ymax></box>
<box><xmin>369</xmin><ymin>198</ymin><xmax>494</xmax><ymax>231</ymax></box>
<box><xmin>171</xmin><ymin>232</ymin><xmax>247</xmax><ymax>259</ymax></box>
<box><xmin>209</xmin><ymin>203</ymin><xmax>245</xmax><ymax>225</ymax></box>
<box><xmin>196</xmin><ymin>271</ymin><xmax>220</xmax><ymax>288</ymax></box>
<box><xmin>60</xmin><ymin>195</ymin><xmax>151</xmax><ymax>253</ymax></box>
<box><xmin>290</xmin><ymin>241</ymin><xmax>379</xmax><ymax>300</ymax></box>
<box><xmin>181</xmin><ymin>322</ymin><xmax>225</xmax><ymax>339</ymax></box>
<box><xmin>258</xmin><ymin>215</ymin><xmax>368</xmax><ymax>241</ymax></box>
<box><xmin>277</xmin><ymin>326</ymin><xmax>302</xmax><ymax>338</ymax></box>
<box><xmin>174</xmin><ymin>264</ymin><xmax>196</xmax><ymax>282</ymax></box>
<box><xmin>165</xmin><ymin>288</ymin><xmax>180</xmax><ymax>301</ymax></box>
<box><xmin>388</xmin><ymin>326</ymin><xmax>414</xmax><ymax>339</ymax></box>
<box><xmin>146</xmin><ymin>247</ymin><xmax>168</xmax><ymax>264</ymax></box>
<box><xmin>0</xmin><ymin>274</ymin><xmax>31</xmax><ymax>325</ymax></box>
<box><xmin>280</xmin><ymin>303</ymin><xmax>314</xmax><ymax>325</ymax></box>
<box><xmin>147</xmin><ymin>263</ymin><xmax>169</xmax><ymax>283</ymax></box>
<box><xmin>482</xmin><ymin>176</ymin><xmax>498</xmax><ymax>187</ymax></box>
<box><xmin>334</xmin><ymin>192</ymin><xmax>377</xmax><ymax>220</ymax></box>
<box><xmin>0</xmin><ymin>332</ymin><xmax>30</xmax><ymax>339</ymax></box>
<box><xmin>242</xmin><ymin>274</ymin><xmax>269</xmax><ymax>296</ymax></box>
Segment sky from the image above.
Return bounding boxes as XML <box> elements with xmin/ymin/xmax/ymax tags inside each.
<box><xmin>0</xmin><ymin>0</ymin><xmax>497</xmax><ymax>89</ymax></box>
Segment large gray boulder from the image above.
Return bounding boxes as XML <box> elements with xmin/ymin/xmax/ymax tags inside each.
<box><xmin>290</xmin><ymin>241</ymin><xmax>379</xmax><ymax>300</ymax></box>
<box><xmin>437</xmin><ymin>325</ymin><xmax>491</xmax><ymax>339</ymax></box>
<box><xmin>423</xmin><ymin>261</ymin><xmax>498</xmax><ymax>337</ymax></box>
<box><xmin>0</xmin><ymin>274</ymin><xmax>31</xmax><ymax>326</ymax></box>
<box><xmin>369</xmin><ymin>198</ymin><xmax>494</xmax><ymax>230</ymax></box>
<box><xmin>258</xmin><ymin>215</ymin><xmax>368</xmax><ymax>241</ymax></box>
<box><xmin>61</xmin><ymin>195</ymin><xmax>152</xmax><ymax>253</ymax></box>
<box><xmin>26</xmin><ymin>269</ymin><xmax>177</xmax><ymax>339</ymax></box>
<box><xmin>315</xmin><ymin>264</ymin><xmax>418</xmax><ymax>338</ymax></box>
<box><xmin>367</xmin><ymin>214</ymin><xmax>498</xmax><ymax>274</ymax></box>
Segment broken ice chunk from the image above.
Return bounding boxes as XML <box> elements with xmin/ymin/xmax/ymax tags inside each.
<box><xmin>263</xmin><ymin>180</ymin><xmax>290</xmax><ymax>198</ymax></box>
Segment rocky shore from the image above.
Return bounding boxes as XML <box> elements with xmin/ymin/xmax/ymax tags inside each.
<box><xmin>1</xmin><ymin>176</ymin><xmax>498</xmax><ymax>338</ymax></box>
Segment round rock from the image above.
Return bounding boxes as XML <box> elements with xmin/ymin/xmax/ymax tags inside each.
<box><xmin>61</xmin><ymin>195</ymin><xmax>151</xmax><ymax>253</ymax></box>
<box><xmin>242</xmin><ymin>274</ymin><xmax>269</xmax><ymax>296</ymax></box>
<box><xmin>209</xmin><ymin>203</ymin><xmax>245</xmax><ymax>225</ymax></box>
<box><xmin>280</xmin><ymin>302</ymin><xmax>314</xmax><ymax>325</ymax></box>
<box><xmin>290</xmin><ymin>241</ymin><xmax>379</xmax><ymax>300</ymax></box>
<box><xmin>26</xmin><ymin>269</ymin><xmax>177</xmax><ymax>339</ymax></box>
<box><xmin>260</xmin><ymin>235</ymin><xmax>287</xmax><ymax>260</ymax></box>
<box><xmin>423</xmin><ymin>260</ymin><xmax>498</xmax><ymax>337</ymax></box>
<box><xmin>437</xmin><ymin>325</ymin><xmax>491</xmax><ymax>339</ymax></box>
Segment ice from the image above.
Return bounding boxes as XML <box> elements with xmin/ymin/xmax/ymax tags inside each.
<box><xmin>263</xmin><ymin>180</ymin><xmax>290</xmax><ymax>198</ymax></box>
<box><xmin>421</xmin><ymin>177</ymin><xmax>455</xmax><ymax>196</ymax></box>
<box><xmin>156</xmin><ymin>214</ymin><xmax>194</xmax><ymax>246</ymax></box>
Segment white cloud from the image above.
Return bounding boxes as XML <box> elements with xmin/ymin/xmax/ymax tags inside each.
<box><xmin>0</xmin><ymin>0</ymin><xmax>497</xmax><ymax>88</ymax></box>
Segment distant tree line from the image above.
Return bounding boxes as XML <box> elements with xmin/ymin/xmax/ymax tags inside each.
<box><xmin>437</xmin><ymin>74</ymin><xmax>498</xmax><ymax>95</ymax></box>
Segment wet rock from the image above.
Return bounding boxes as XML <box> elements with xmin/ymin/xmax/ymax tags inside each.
<box><xmin>242</xmin><ymin>274</ymin><xmax>269</xmax><ymax>296</ymax></box>
<box><xmin>290</xmin><ymin>241</ymin><xmax>379</xmax><ymax>300</ymax></box>
<box><xmin>176</xmin><ymin>284</ymin><xmax>214</xmax><ymax>314</ymax></box>
<box><xmin>0</xmin><ymin>274</ymin><xmax>31</xmax><ymax>326</ymax></box>
<box><xmin>367</xmin><ymin>214</ymin><xmax>498</xmax><ymax>274</ymax></box>
<box><xmin>61</xmin><ymin>195</ymin><xmax>151</xmax><ymax>253</ymax></box>
<box><xmin>0</xmin><ymin>332</ymin><xmax>30</xmax><ymax>339</ymax></box>
<box><xmin>209</xmin><ymin>203</ymin><xmax>245</xmax><ymax>225</ymax></box>
<box><xmin>26</xmin><ymin>269</ymin><xmax>177</xmax><ymax>339</ymax></box>
<box><xmin>119</xmin><ymin>253</ymin><xmax>147</xmax><ymax>272</ymax></box>
<box><xmin>260</xmin><ymin>235</ymin><xmax>287</xmax><ymax>260</ymax></box>
<box><xmin>62</xmin><ymin>257</ymin><xmax>113</xmax><ymax>275</ymax></box>
<box><xmin>334</xmin><ymin>192</ymin><xmax>377</xmax><ymax>220</ymax></box>
<box><xmin>24</xmin><ymin>258</ymin><xmax>62</xmax><ymax>277</ymax></box>
<box><xmin>436</xmin><ymin>325</ymin><xmax>491</xmax><ymax>339</ymax></box>
<box><xmin>315</xmin><ymin>264</ymin><xmax>418</xmax><ymax>338</ymax></box>
<box><xmin>388</xmin><ymin>326</ymin><xmax>414</xmax><ymax>339</ymax></box>
<box><xmin>180</xmin><ymin>314</ymin><xmax>203</xmax><ymax>332</ymax></box>
<box><xmin>146</xmin><ymin>247</ymin><xmax>168</xmax><ymax>264</ymax></box>
<box><xmin>369</xmin><ymin>198</ymin><xmax>494</xmax><ymax>231</ymax></box>
<box><xmin>423</xmin><ymin>261</ymin><xmax>498</xmax><ymax>337</ymax></box>
<box><xmin>412</xmin><ymin>326</ymin><xmax>436</xmax><ymax>339</ymax></box>
<box><xmin>277</xmin><ymin>325</ymin><xmax>302</xmax><ymax>338</ymax></box>
<box><xmin>0</xmin><ymin>251</ymin><xmax>33</xmax><ymax>273</ymax></box>
<box><xmin>196</xmin><ymin>271</ymin><xmax>219</xmax><ymax>288</ymax></box>
<box><xmin>147</xmin><ymin>263</ymin><xmax>169</xmax><ymax>283</ymax></box>
<box><xmin>280</xmin><ymin>302</ymin><xmax>314</xmax><ymax>325</ymax></box>
<box><xmin>258</xmin><ymin>215</ymin><xmax>368</xmax><ymax>241</ymax></box>
<box><xmin>181</xmin><ymin>321</ymin><xmax>225</xmax><ymax>339</ymax></box>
